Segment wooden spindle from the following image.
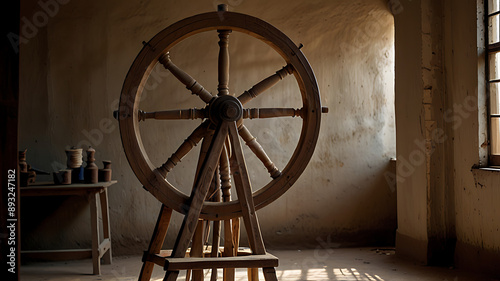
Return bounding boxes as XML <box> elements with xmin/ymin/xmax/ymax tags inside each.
<box><xmin>156</xmin><ymin>122</ymin><xmax>208</xmax><ymax>177</ymax></box>
<box><xmin>238</xmin><ymin>124</ymin><xmax>281</xmax><ymax>179</ymax></box>
<box><xmin>238</xmin><ymin>64</ymin><xmax>294</xmax><ymax>105</ymax></box>
<box><xmin>158</xmin><ymin>53</ymin><xmax>213</xmax><ymax>103</ymax></box>
<box><xmin>220</xmin><ymin>145</ymin><xmax>232</xmax><ymax>202</ymax></box>
<box><xmin>218</xmin><ymin>30</ymin><xmax>231</xmax><ymax>96</ymax></box>
<box><xmin>138</xmin><ymin>108</ymin><xmax>206</xmax><ymax>121</ymax></box>
<box><xmin>242</xmin><ymin>107</ymin><xmax>302</xmax><ymax>119</ymax></box>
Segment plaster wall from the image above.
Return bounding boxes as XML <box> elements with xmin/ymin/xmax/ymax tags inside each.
<box><xmin>19</xmin><ymin>0</ymin><xmax>396</xmax><ymax>254</ymax></box>
<box><xmin>394</xmin><ymin>0</ymin><xmax>500</xmax><ymax>274</ymax></box>
<box><xmin>444</xmin><ymin>0</ymin><xmax>500</xmax><ymax>274</ymax></box>
<box><xmin>393</xmin><ymin>0</ymin><xmax>429</xmax><ymax>262</ymax></box>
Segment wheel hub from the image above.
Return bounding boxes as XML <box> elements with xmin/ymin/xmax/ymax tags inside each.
<box><xmin>209</xmin><ymin>95</ymin><xmax>243</xmax><ymax>123</ymax></box>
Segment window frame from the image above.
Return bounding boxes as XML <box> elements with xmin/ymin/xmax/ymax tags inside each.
<box><xmin>486</xmin><ymin>0</ymin><xmax>500</xmax><ymax>166</ymax></box>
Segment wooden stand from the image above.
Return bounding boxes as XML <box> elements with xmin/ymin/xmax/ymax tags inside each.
<box><xmin>139</xmin><ymin>205</ymin><xmax>278</xmax><ymax>281</ymax></box>
<box><xmin>119</xmin><ymin>5</ymin><xmax>325</xmax><ymax>281</ymax></box>
<box><xmin>139</xmin><ymin>123</ymin><xmax>278</xmax><ymax>281</ymax></box>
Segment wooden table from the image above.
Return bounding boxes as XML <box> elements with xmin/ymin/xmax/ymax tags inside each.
<box><xmin>20</xmin><ymin>180</ymin><xmax>116</xmax><ymax>275</ymax></box>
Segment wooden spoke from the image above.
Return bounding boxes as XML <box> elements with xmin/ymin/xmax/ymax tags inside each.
<box><xmin>218</xmin><ymin>29</ymin><xmax>231</xmax><ymax>96</ymax></box>
<box><xmin>243</xmin><ymin>107</ymin><xmax>303</xmax><ymax>119</ymax></box>
<box><xmin>156</xmin><ymin>121</ymin><xmax>209</xmax><ymax>177</ymax></box>
<box><xmin>237</xmin><ymin>124</ymin><xmax>281</xmax><ymax>179</ymax></box>
<box><xmin>158</xmin><ymin>53</ymin><xmax>214</xmax><ymax>103</ymax></box>
<box><xmin>242</xmin><ymin>106</ymin><xmax>328</xmax><ymax>119</ymax></box>
<box><xmin>237</xmin><ymin>64</ymin><xmax>294</xmax><ymax>105</ymax></box>
<box><xmin>138</xmin><ymin>108</ymin><xmax>207</xmax><ymax>121</ymax></box>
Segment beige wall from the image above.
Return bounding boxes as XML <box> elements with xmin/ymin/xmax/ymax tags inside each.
<box><xmin>393</xmin><ymin>0</ymin><xmax>428</xmax><ymax>260</ymax></box>
<box><xmin>19</xmin><ymin>0</ymin><xmax>396</xmax><ymax>255</ymax></box>
<box><xmin>395</xmin><ymin>0</ymin><xmax>500</xmax><ymax>274</ymax></box>
<box><xmin>447</xmin><ymin>0</ymin><xmax>500</xmax><ymax>274</ymax></box>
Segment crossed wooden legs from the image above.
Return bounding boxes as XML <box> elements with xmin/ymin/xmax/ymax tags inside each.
<box><xmin>139</xmin><ymin>204</ymin><xmax>172</xmax><ymax>281</ymax></box>
<box><xmin>139</xmin><ymin>123</ymin><xmax>278</xmax><ymax>281</ymax></box>
<box><xmin>138</xmin><ymin>205</ymin><xmax>278</xmax><ymax>281</ymax></box>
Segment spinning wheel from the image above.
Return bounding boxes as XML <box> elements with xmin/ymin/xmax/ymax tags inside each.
<box><xmin>117</xmin><ymin>4</ymin><xmax>326</xmax><ymax>281</ymax></box>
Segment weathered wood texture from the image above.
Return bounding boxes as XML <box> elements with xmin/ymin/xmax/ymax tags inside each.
<box><xmin>139</xmin><ymin>205</ymin><xmax>173</xmax><ymax>281</ymax></box>
<box><xmin>165</xmin><ymin>253</ymin><xmax>278</xmax><ymax>271</ymax></box>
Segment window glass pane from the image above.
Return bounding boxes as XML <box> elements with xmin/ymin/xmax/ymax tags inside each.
<box><xmin>489</xmin><ymin>14</ymin><xmax>500</xmax><ymax>44</ymax></box>
<box><xmin>489</xmin><ymin>0</ymin><xmax>500</xmax><ymax>14</ymax></box>
<box><xmin>489</xmin><ymin>52</ymin><xmax>500</xmax><ymax>80</ymax></box>
<box><xmin>492</xmin><ymin>118</ymin><xmax>500</xmax><ymax>155</ymax></box>
<box><xmin>491</xmin><ymin>82</ymin><xmax>500</xmax><ymax>115</ymax></box>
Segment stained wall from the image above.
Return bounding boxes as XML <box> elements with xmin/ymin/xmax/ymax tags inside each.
<box><xmin>19</xmin><ymin>0</ymin><xmax>396</xmax><ymax>254</ymax></box>
<box><xmin>394</xmin><ymin>0</ymin><xmax>500</xmax><ymax>275</ymax></box>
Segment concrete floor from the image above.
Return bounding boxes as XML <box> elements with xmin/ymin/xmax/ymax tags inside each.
<box><xmin>21</xmin><ymin>248</ymin><xmax>499</xmax><ymax>281</ymax></box>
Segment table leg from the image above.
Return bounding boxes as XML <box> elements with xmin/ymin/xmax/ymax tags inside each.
<box><xmin>100</xmin><ymin>188</ymin><xmax>112</xmax><ymax>264</ymax></box>
<box><xmin>90</xmin><ymin>192</ymin><xmax>101</xmax><ymax>275</ymax></box>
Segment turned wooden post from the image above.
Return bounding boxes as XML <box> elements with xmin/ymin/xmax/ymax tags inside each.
<box><xmin>238</xmin><ymin>65</ymin><xmax>293</xmax><ymax>105</ymax></box>
<box><xmin>157</xmin><ymin>122</ymin><xmax>208</xmax><ymax>177</ymax></box>
<box><xmin>238</xmin><ymin>125</ymin><xmax>281</xmax><ymax>179</ymax></box>
<box><xmin>218</xmin><ymin>28</ymin><xmax>231</xmax><ymax>96</ymax></box>
<box><xmin>139</xmin><ymin>108</ymin><xmax>206</xmax><ymax>121</ymax></box>
<box><xmin>242</xmin><ymin>108</ymin><xmax>302</xmax><ymax>119</ymax></box>
<box><xmin>159</xmin><ymin>53</ymin><xmax>214</xmax><ymax>104</ymax></box>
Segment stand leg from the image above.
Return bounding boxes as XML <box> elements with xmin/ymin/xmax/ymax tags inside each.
<box><xmin>262</xmin><ymin>267</ymin><xmax>278</xmax><ymax>281</ymax></box>
<box><xmin>209</xmin><ymin>168</ymin><xmax>221</xmax><ymax>281</ymax></box>
<box><xmin>232</xmin><ymin>218</ymin><xmax>240</xmax><ymax>254</ymax></box>
<box><xmin>191</xmin><ymin>220</ymin><xmax>205</xmax><ymax>281</ymax></box>
<box><xmin>228</xmin><ymin>122</ymin><xmax>277</xmax><ymax>281</ymax></box>
<box><xmin>223</xmin><ymin>218</ymin><xmax>235</xmax><ymax>281</ymax></box>
<box><xmin>164</xmin><ymin>122</ymin><xmax>229</xmax><ymax>281</ymax></box>
<box><xmin>139</xmin><ymin>205</ymin><xmax>173</xmax><ymax>281</ymax></box>
<box><xmin>248</xmin><ymin>268</ymin><xmax>259</xmax><ymax>281</ymax></box>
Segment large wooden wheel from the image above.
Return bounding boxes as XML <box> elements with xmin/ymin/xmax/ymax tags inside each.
<box><xmin>118</xmin><ymin>7</ymin><xmax>323</xmax><ymax>221</ymax></box>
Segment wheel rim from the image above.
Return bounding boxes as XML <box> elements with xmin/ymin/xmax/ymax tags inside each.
<box><xmin>118</xmin><ymin>11</ymin><xmax>322</xmax><ymax>220</ymax></box>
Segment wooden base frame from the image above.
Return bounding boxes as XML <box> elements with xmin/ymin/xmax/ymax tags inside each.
<box><xmin>139</xmin><ymin>204</ymin><xmax>278</xmax><ymax>281</ymax></box>
<box><xmin>140</xmin><ymin>123</ymin><xmax>279</xmax><ymax>280</ymax></box>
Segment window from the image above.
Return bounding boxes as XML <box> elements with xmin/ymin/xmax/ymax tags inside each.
<box><xmin>487</xmin><ymin>0</ymin><xmax>500</xmax><ymax>165</ymax></box>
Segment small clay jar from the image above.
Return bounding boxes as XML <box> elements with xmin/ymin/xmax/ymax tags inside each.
<box><xmin>99</xmin><ymin>169</ymin><xmax>112</xmax><ymax>182</ymax></box>
<box><xmin>99</xmin><ymin>160</ymin><xmax>112</xmax><ymax>182</ymax></box>
<box><xmin>53</xmin><ymin>169</ymin><xmax>72</xmax><ymax>185</ymax></box>
<box><xmin>61</xmin><ymin>169</ymin><xmax>72</xmax><ymax>184</ymax></box>
<box><xmin>84</xmin><ymin>146</ymin><xmax>98</xmax><ymax>184</ymax></box>
<box><xmin>102</xmin><ymin>160</ymin><xmax>112</xmax><ymax>170</ymax></box>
